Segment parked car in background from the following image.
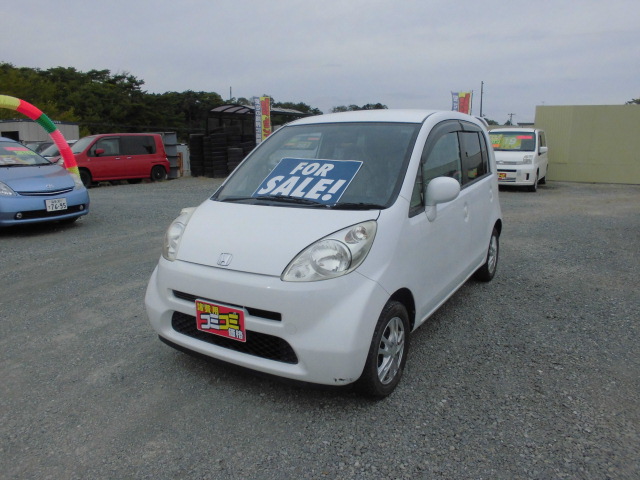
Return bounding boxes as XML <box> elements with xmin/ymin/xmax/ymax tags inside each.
<box><xmin>40</xmin><ymin>139</ymin><xmax>77</xmax><ymax>163</ymax></box>
<box><xmin>24</xmin><ymin>140</ymin><xmax>53</xmax><ymax>154</ymax></box>
<box><xmin>66</xmin><ymin>133</ymin><xmax>169</xmax><ymax>186</ymax></box>
<box><xmin>145</xmin><ymin>109</ymin><xmax>503</xmax><ymax>397</ymax></box>
<box><xmin>0</xmin><ymin>137</ymin><xmax>89</xmax><ymax>227</ymax></box>
<box><xmin>490</xmin><ymin>128</ymin><xmax>548</xmax><ymax>192</ymax></box>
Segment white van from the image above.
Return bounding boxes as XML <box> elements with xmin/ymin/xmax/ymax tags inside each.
<box><xmin>490</xmin><ymin>128</ymin><xmax>548</xmax><ymax>191</ymax></box>
<box><xmin>145</xmin><ymin>110</ymin><xmax>503</xmax><ymax>397</ymax></box>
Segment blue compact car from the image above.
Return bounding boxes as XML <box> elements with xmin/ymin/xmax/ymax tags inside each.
<box><xmin>0</xmin><ymin>137</ymin><xmax>90</xmax><ymax>227</ymax></box>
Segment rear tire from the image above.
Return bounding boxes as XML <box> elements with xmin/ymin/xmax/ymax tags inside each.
<box><xmin>151</xmin><ymin>165</ymin><xmax>167</xmax><ymax>181</ymax></box>
<box><xmin>357</xmin><ymin>301</ymin><xmax>410</xmax><ymax>398</ymax></box>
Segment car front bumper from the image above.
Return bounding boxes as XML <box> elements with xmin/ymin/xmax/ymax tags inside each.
<box><xmin>145</xmin><ymin>257</ymin><xmax>391</xmax><ymax>386</ymax></box>
<box><xmin>0</xmin><ymin>189</ymin><xmax>90</xmax><ymax>226</ymax></box>
<box><xmin>497</xmin><ymin>165</ymin><xmax>537</xmax><ymax>186</ymax></box>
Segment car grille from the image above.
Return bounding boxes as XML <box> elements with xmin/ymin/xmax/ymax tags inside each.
<box><xmin>171</xmin><ymin>311</ymin><xmax>298</xmax><ymax>364</ymax></box>
<box><xmin>17</xmin><ymin>187</ymin><xmax>74</xmax><ymax>196</ymax></box>
<box><xmin>172</xmin><ymin>290</ymin><xmax>282</xmax><ymax>321</ymax></box>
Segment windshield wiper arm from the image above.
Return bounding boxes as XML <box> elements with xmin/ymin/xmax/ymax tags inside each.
<box><xmin>219</xmin><ymin>195</ymin><xmax>327</xmax><ymax>207</ymax></box>
<box><xmin>330</xmin><ymin>202</ymin><xmax>385</xmax><ymax>210</ymax></box>
<box><xmin>254</xmin><ymin>195</ymin><xmax>327</xmax><ymax>206</ymax></box>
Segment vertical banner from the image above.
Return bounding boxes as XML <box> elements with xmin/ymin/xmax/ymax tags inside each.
<box><xmin>451</xmin><ymin>91</ymin><xmax>473</xmax><ymax>114</ymax></box>
<box><xmin>254</xmin><ymin>96</ymin><xmax>262</xmax><ymax>144</ymax></box>
<box><xmin>260</xmin><ymin>96</ymin><xmax>272</xmax><ymax>141</ymax></box>
<box><xmin>254</xmin><ymin>96</ymin><xmax>272</xmax><ymax>144</ymax></box>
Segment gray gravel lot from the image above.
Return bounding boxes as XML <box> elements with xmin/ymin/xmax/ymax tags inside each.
<box><xmin>1</xmin><ymin>178</ymin><xmax>639</xmax><ymax>479</ymax></box>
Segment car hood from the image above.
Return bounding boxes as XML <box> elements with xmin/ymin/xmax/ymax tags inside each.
<box><xmin>177</xmin><ymin>200</ymin><xmax>379</xmax><ymax>276</ymax></box>
<box><xmin>0</xmin><ymin>164</ymin><xmax>75</xmax><ymax>192</ymax></box>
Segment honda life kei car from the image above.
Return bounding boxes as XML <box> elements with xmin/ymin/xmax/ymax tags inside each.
<box><xmin>145</xmin><ymin>110</ymin><xmax>502</xmax><ymax>397</ymax></box>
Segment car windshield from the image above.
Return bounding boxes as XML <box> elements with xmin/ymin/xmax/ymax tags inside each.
<box><xmin>213</xmin><ymin>122</ymin><xmax>420</xmax><ymax>208</ymax></box>
<box><xmin>71</xmin><ymin>136</ymin><xmax>96</xmax><ymax>154</ymax></box>
<box><xmin>490</xmin><ymin>131</ymin><xmax>536</xmax><ymax>152</ymax></box>
<box><xmin>0</xmin><ymin>142</ymin><xmax>52</xmax><ymax>166</ymax></box>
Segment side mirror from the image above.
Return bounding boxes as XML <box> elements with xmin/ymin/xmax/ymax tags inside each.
<box><xmin>539</xmin><ymin>146</ymin><xmax>548</xmax><ymax>154</ymax></box>
<box><xmin>424</xmin><ymin>176</ymin><xmax>460</xmax><ymax>221</ymax></box>
<box><xmin>95</xmin><ymin>148</ymin><xmax>105</xmax><ymax>156</ymax></box>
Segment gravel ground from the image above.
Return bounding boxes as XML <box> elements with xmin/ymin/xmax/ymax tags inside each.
<box><xmin>1</xmin><ymin>178</ymin><xmax>638</xmax><ymax>480</ymax></box>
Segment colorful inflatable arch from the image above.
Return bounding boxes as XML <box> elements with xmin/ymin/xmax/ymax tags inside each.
<box><xmin>0</xmin><ymin>95</ymin><xmax>79</xmax><ymax>176</ymax></box>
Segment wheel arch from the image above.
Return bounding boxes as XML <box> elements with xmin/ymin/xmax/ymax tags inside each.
<box><xmin>388</xmin><ymin>288</ymin><xmax>416</xmax><ymax>330</ymax></box>
<box><xmin>493</xmin><ymin>218</ymin><xmax>503</xmax><ymax>236</ymax></box>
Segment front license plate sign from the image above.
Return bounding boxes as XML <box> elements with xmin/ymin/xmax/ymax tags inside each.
<box><xmin>195</xmin><ymin>300</ymin><xmax>246</xmax><ymax>342</ymax></box>
<box><xmin>45</xmin><ymin>198</ymin><xmax>68</xmax><ymax>212</ymax></box>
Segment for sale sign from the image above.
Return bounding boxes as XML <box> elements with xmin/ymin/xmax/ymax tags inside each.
<box><xmin>253</xmin><ymin>158</ymin><xmax>362</xmax><ymax>205</ymax></box>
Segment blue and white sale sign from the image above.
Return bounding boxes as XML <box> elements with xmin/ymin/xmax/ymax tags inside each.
<box><xmin>253</xmin><ymin>158</ymin><xmax>362</xmax><ymax>205</ymax></box>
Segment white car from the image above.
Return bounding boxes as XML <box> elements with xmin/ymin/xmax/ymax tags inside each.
<box><xmin>490</xmin><ymin>128</ymin><xmax>548</xmax><ymax>191</ymax></box>
<box><xmin>145</xmin><ymin>110</ymin><xmax>503</xmax><ymax>397</ymax></box>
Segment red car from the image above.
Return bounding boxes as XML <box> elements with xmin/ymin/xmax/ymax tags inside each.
<box><xmin>68</xmin><ymin>133</ymin><xmax>169</xmax><ymax>186</ymax></box>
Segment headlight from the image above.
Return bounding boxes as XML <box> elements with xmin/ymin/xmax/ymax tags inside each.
<box><xmin>162</xmin><ymin>207</ymin><xmax>197</xmax><ymax>261</ymax></box>
<box><xmin>522</xmin><ymin>155</ymin><xmax>534</xmax><ymax>164</ymax></box>
<box><xmin>282</xmin><ymin>220</ymin><xmax>377</xmax><ymax>282</ymax></box>
<box><xmin>0</xmin><ymin>182</ymin><xmax>17</xmax><ymax>196</ymax></box>
<box><xmin>71</xmin><ymin>173</ymin><xmax>84</xmax><ymax>189</ymax></box>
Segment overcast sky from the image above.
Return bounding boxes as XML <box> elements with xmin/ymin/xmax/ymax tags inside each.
<box><xmin>3</xmin><ymin>0</ymin><xmax>639</xmax><ymax>123</ymax></box>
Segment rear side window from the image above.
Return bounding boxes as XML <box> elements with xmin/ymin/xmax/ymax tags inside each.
<box><xmin>121</xmin><ymin>136</ymin><xmax>156</xmax><ymax>155</ymax></box>
<box><xmin>459</xmin><ymin>131</ymin><xmax>488</xmax><ymax>183</ymax></box>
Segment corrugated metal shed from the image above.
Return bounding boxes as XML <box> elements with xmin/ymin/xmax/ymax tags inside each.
<box><xmin>534</xmin><ymin>105</ymin><xmax>640</xmax><ymax>184</ymax></box>
<box><xmin>209</xmin><ymin>104</ymin><xmax>309</xmax><ymax>117</ymax></box>
<box><xmin>0</xmin><ymin>119</ymin><xmax>80</xmax><ymax>143</ymax></box>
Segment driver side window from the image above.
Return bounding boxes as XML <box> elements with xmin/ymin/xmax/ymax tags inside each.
<box><xmin>422</xmin><ymin>132</ymin><xmax>462</xmax><ymax>186</ymax></box>
<box><xmin>92</xmin><ymin>138</ymin><xmax>120</xmax><ymax>156</ymax></box>
<box><xmin>409</xmin><ymin>127</ymin><xmax>462</xmax><ymax>216</ymax></box>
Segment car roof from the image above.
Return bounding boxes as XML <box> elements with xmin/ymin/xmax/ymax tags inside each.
<box><xmin>287</xmin><ymin>109</ymin><xmax>482</xmax><ymax>126</ymax></box>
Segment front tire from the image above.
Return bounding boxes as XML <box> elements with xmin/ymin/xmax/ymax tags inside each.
<box><xmin>79</xmin><ymin>169</ymin><xmax>92</xmax><ymax>187</ymax></box>
<box><xmin>357</xmin><ymin>301</ymin><xmax>410</xmax><ymax>398</ymax></box>
<box><xmin>474</xmin><ymin>228</ymin><xmax>499</xmax><ymax>282</ymax></box>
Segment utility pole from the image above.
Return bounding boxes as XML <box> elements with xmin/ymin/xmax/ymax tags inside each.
<box><xmin>507</xmin><ymin>113</ymin><xmax>516</xmax><ymax>125</ymax></box>
<box><xmin>480</xmin><ymin>81</ymin><xmax>484</xmax><ymax>117</ymax></box>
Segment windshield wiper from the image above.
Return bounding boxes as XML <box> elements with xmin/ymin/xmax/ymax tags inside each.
<box><xmin>254</xmin><ymin>195</ymin><xmax>328</xmax><ymax>206</ymax></box>
<box><xmin>330</xmin><ymin>202</ymin><xmax>386</xmax><ymax>210</ymax></box>
<box><xmin>219</xmin><ymin>195</ymin><xmax>327</xmax><ymax>207</ymax></box>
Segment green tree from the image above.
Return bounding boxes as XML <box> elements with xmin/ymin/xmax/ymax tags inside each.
<box><xmin>1</xmin><ymin>63</ymin><xmax>320</xmax><ymax>140</ymax></box>
<box><xmin>331</xmin><ymin>103</ymin><xmax>387</xmax><ymax>113</ymax></box>
<box><xmin>273</xmin><ymin>101</ymin><xmax>322</xmax><ymax>115</ymax></box>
